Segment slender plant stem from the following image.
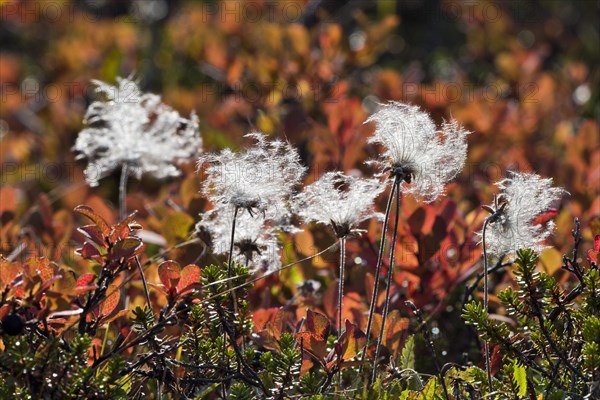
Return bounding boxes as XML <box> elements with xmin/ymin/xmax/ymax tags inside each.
<box><xmin>338</xmin><ymin>237</ymin><xmax>346</xmax><ymax>339</ymax></box>
<box><xmin>226</xmin><ymin>207</ymin><xmax>241</xmax><ymax>314</ymax></box>
<box><xmin>481</xmin><ymin>217</ymin><xmax>494</xmax><ymax>394</ymax></box>
<box><xmin>227</xmin><ymin>207</ymin><xmax>239</xmax><ymax>278</ymax></box>
<box><xmin>371</xmin><ymin>179</ymin><xmax>401</xmax><ymax>383</ymax></box>
<box><xmin>134</xmin><ymin>256</ymin><xmax>152</xmax><ymax>308</ymax></box>
<box><xmin>360</xmin><ymin>178</ymin><xmax>397</xmax><ymax>372</ymax></box>
<box><xmin>336</xmin><ymin>237</ymin><xmax>346</xmax><ymax>389</ymax></box>
<box><xmin>119</xmin><ymin>163</ymin><xmax>129</xmax><ymax>220</ymax></box>
<box><xmin>118</xmin><ymin>163</ymin><xmax>129</xmax><ymax>309</ymax></box>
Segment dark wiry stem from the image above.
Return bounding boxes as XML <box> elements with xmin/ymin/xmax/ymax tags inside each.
<box><xmin>227</xmin><ymin>207</ymin><xmax>240</xmax><ymax>315</ymax></box>
<box><xmin>371</xmin><ymin>178</ymin><xmax>401</xmax><ymax>382</ymax></box>
<box><xmin>338</xmin><ymin>237</ymin><xmax>346</xmax><ymax>339</ymax></box>
<box><xmin>134</xmin><ymin>256</ymin><xmax>152</xmax><ymax>308</ymax></box>
<box><xmin>360</xmin><ymin>177</ymin><xmax>397</xmax><ymax>373</ymax></box>
<box><xmin>481</xmin><ymin>217</ymin><xmax>494</xmax><ymax>395</ymax></box>
<box><xmin>336</xmin><ymin>237</ymin><xmax>347</xmax><ymax>389</ymax></box>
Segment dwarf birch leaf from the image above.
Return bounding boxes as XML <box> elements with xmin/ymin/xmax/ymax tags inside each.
<box><xmin>158</xmin><ymin>260</ymin><xmax>180</xmax><ymax>290</ymax></box>
<box><xmin>75</xmin><ymin>205</ymin><xmax>110</xmax><ymax>236</ymax></box>
<box><xmin>177</xmin><ymin>264</ymin><xmax>201</xmax><ymax>294</ymax></box>
<box><xmin>339</xmin><ymin>320</ymin><xmax>366</xmax><ymax>361</ymax></box>
<box><xmin>101</xmin><ymin>284</ymin><xmax>120</xmax><ymax>317</ymax></box>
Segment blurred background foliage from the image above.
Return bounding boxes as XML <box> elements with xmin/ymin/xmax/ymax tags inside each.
<box><xmin>1</xmin><ymin>0</ymin><xmax>599</xmax><ymax>378</ymax></box>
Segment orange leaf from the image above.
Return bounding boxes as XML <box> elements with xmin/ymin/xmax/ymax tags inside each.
<box><xmin>75</xmin><ymin>205</ymin><xmax>110</xmax><ymax>236</ymax></box>
<box><xmin>73</xmin><ymin>273</ymin><xmax>97</xmax><ymax>295</ymax></box>
<box><xmin>176</xmin><ymin>264</ymin><xmax>201</xmax><ymax>294</ymax></box>
<box><xmin>24</xmin><ymin>257</ymin><xmax>55</xmax><ymax>283</ymax></box>
<box><xmin>297</xmin><ymin>310</ymin><xmax>331</xmax><ymax>359</ymax></box>
<box><xmin>0</xmin><ymin>186</ymin><xmax>15</xmax><ymax>215</ymax></box>
<box><xmin>305</xmin><ymin>309</ymin><xmax>330</xmax><ymax>339</ymax></box>
<box><xmin>101</xmin><ymin>308</ymin><xmax>130</xmax><ymax>325</ymax></box>
<box><xmin>0</xmin><ymin>304</ymin><xmax>10</xmax><ymax>319</ymax></box>
<box><xmin>158</xmin><ymin>260</ymin><xmax>181</xmax><ymax>290</ymax></box>
<box><xmin>100</xmin><ymin>284</ymin><xmax>121</xmax><ymax>317</ymax></box>
<box><xmin>383</xmin><ymin>310</ymin><xmax>409</xmax><ymax>358</ymax></box>
<box><xmin>269</xmin><ymin>308</ymin><xmax>295</xmax><ymax>340</ymax></box>
<box><xmin>339</xmin><ymin>320</ymin><xmax>366</xmax><ymax>361</ymax></box>
<box><xmin>0</xmin><ymin>256</ymin><xmax>20</xmax><ymax>288</ymax></box>
<box><xmin>299</xmin><ymin>345</ymin><xmax>315</xmax><ymax>376</ymax></box>
<box><xmin>76</xmin><ymin>273</ymin><xmax>96</xmax><ymax>287</ymax></box>
<box><xmin>253</xmin><ymin>308</ymin><xmax>279</xmax><ymax>331</ymax></box>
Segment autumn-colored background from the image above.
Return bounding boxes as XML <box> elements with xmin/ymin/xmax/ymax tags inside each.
<box><xmin>1</xmin><ymin>0</ymin><xmax>599</xmax><ymax>376</ymax></box>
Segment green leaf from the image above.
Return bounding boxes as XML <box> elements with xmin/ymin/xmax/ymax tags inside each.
<box><xmin>512</xmin><ymin>361</ymin><xmax>527</xmax><ymax>397</ymax></box>
<box><xmin>399</xmin><ymin>335</ymin><xmax>415</xmax><ymax>370</ymax></box>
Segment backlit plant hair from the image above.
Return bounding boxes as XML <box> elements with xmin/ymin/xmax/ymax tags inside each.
<box><xmin>362</xmin><ymin>102</ymin><xmax>469</xmax><ymax>381</ymax></box>
<box><xmin>478</xmin><ymin>171</ymin><xmax>566</xmax><ymax>391</ymax></box>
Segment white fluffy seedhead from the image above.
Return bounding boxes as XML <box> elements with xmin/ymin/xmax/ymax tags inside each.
<box><xmin>73</xmin><ymin>77</ymin><xmax>202</xmax><ymax>186</ymax></box>
<box><xmin>198</xmin><ymin>132</ymin><xmax>306</xmax><ymax>216</ymax></box>
<box><xmin>294</xmin><ymin>171</ymin><xmax>384</xmax><ymax>237</ymax></box>
<box><xmin>481</xmin><ymin>172</ymin><xmax>567</xmax><ymax>257</ymax></box>
<box><xmin>197</xmin><ymin>132</ymin><xmax>306</xmax><ymax>272</ymax></box>
<box><xmin>366</xmin><ymin>102</ymin><xmax>469</xmax><ymax>202</ymax></box>
<box><xmin>197</xmin><ymin>206</ymin><xmax>283</xmax><ymax>273</ymax></box>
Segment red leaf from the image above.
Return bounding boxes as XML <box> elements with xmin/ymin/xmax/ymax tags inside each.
<box><xmin>532</xmin><ymin>209</ymin><xmax>559</xmax><ymax>226</ymax></box>
<box><xmin>176</xmin><ymin>264</ymin><xmax>201</xmax><ymax>294</ymax></box>
<box><xmin>594</xmin><ymin>235</ymin><xmax>600</xmax><ymax>252</ymax></box>
<box><xmin>78</xmin><ymin>224</ymin><xmax>106</xmax><ymax>248</ymax></box>
<box><xmin>75</xmin><ymin>205</ymin><xmax>110</xmax><ymax>236</ymax></box>
<box><xmin>440</xmin><ymin>199</ymin><xmax>457</xmax><ymax>224</ymax></box>
<box><xmin>79</xmin><ymin>242</ymin><xmax>102</xmax><ymax>259</ymax></box>
<box><xmin>100</xmin><ymin>284</ymin><xmax>120</xmax><ymax>317</ymax></box>
<box><xmin>109</xmin><ymin>211</ymin><xmax>139</xmax><ymax>243</ymax></box>
<box><xmin>408</xmin><ymin>206</ymin><xmax>435</xmax><ymax>237</ymax></box>
<box><xmin>158</xmin><ymin>260</ymin><xmax>181</xmax><ymax>290</ymax></box>
<box><xmin>76</xmin><ymin>273</ymin><xmax>96</xmax><ymax>287</ymax></box>
<box><xmin>111</xmin><ymin>238</ymin><xmax>143</xmax><ymax>260</ymax></box>
<box><xmin>73</xmin><ymin>273</ymin><xmax>97</xmax><ymax>295</ymax></box>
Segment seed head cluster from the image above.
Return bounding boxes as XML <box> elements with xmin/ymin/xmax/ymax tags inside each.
<box><xmin>366</xmin><ymin>102</ymin><xmax>469</xmax><ymax>202</ymax></box>
<box><xmin>73</xmin><ymin>77</ymin><xmax>201</xmax><ymax>186</ymax></box>
<box><xmin>481</xmin><ymin>172</ymin><xmax>566</xmax><ymax>257</ymax></box>
<box><xmin>73</xmin><ymin>81</ymin><xmax>569</xmax><ymax>274</ymax></box>
<box><xmin>294</xmin><ymin>172</ymin><xmax>385</xmax><ymax>238</ymax></box>
<box><xmin>197</xmin><ymin>132</ymin><xmax>305</xmax><ymax>272</ymax></box>
<box><xmin>198</xmin><ymin>132</ymin><xmax>306</xmax><ymax>215</ymax></box>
